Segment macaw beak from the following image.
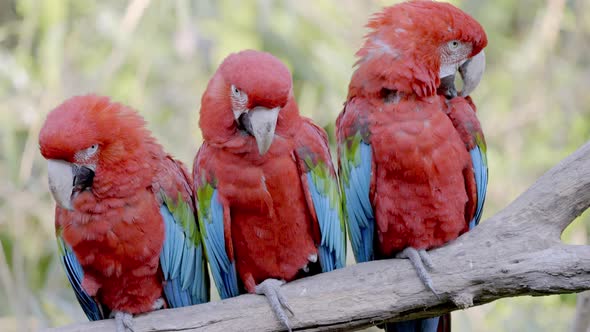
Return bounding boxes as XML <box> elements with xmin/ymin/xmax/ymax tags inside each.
<box><xmin>238</xmin><ymin>106</ymin><xmax>280</xmax><ymax>155</ymax></box>
<box><xmin>458</xmin><ymin>50</ymin><xmax>486</xmax><ymax>97</ymax></box>
<box><xmin>47</xmin><ymin>159</ymin><xmax>95</xmax><ymax>211</ymax></box>
<box><xmin>438</xmin><ymin>50</ymin><xmax>486</xmax><ymax>99</ymax></box>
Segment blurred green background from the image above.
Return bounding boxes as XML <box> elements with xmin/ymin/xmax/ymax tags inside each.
<box><xmin>0</xmin><ymin>0</ymin><xmax>588</xmax><ymax>331</ymax></box>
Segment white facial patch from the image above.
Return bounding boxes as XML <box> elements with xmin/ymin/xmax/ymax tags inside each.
<box><xmin>439</xmin><ymin>40</ymin><xmax>472</xmax><ymax>78</ymax></box>
<box><xmin>74</xmin><ymin>144</ymin><xmax>99</xmax><ymax>169</ymax></box>
<box><xmin>231</xmin><ymin>85</ymin><xmax>248</xmax><ymax>120</ymax></box>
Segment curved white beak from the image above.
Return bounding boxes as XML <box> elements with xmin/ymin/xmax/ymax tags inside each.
<box><xmin>47</xmin><ymin>159</ymin><xmax>95</xmax><ymax>210</ymax></box>
<box><xmin>47</xmin><ymin>159</ymin><xmax>75</xmax><ymax>210</ymax></box>
<box><xmin>238</xmin><ymin>107</ymin><xmax>280</xmax><ymax>155</ymax></box>
<box><xmin>459</xmin><ymin>50</ymin><xmax>486</xmax><ymax>97</ymax></box>
<box><xmin>438</xmin><ymin>50</ymin><xmax>486</xmax><ymax>99</ymax></box>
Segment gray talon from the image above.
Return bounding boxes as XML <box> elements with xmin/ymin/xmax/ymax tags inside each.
<box><xmin>277</xmin><ymin>289</ymin><xmax>295</xmax><ymax>316</ymax></box>
<box><xmin>397</xmin><ymin>247</ymin><xmax>439</xmax><ymax>297</ymax></box>
<box><xmin>418</xmin><ymin>249</ymin><xmax>435</xmax><ymax>270</ymax></box>
<box><xmin>152</xmin><ymin>297</ymin><xmax>165</xmax><ymax>310</ymax></box>
<box><xmin>114</xmin><ymin>311</ymin><xmax>134</xmax><ymax>332</ymax></box>
<box><xmin>255</xmin><ymin>278</ymin><xmax>293</xmax><ymax>332</ymax></box>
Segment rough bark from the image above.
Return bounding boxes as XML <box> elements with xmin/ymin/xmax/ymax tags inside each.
<box><xmin>45</xmin><ymin>142</ymin><xmax>590</xmax><ymax>332</ymax></box>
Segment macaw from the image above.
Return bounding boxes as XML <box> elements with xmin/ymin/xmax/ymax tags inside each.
<box><xmin>337</xmin><ymin>1</ymin><xmax>488</xmax><ymax>331</ymax></box>
<box><xmin>193</xmin><ymin>50</ymin><xmax>346</xmax><ymax>331</ymax></box>
<box><xmin>39</xmin><ymin>95</ymin><xmax>209</xmax><ymax>332</ymax></box>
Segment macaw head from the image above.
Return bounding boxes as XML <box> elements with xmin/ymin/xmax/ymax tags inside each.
<box><xmin>351</xmin><ymin>0</ymin><xmax>487</xmax><ymax>99</ymax></box>
<box><xmin>39</xmin><ymin>95</ymin><xmax>156</xmax><ymax>210</ymax></box>
<box><xmin>200</xmin><ymin>50</ymin><xmax>293</xmax><ymax>155</ymax></box>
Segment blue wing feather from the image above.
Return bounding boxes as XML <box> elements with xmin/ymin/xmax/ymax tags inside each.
<box><xmin>57</xmin><ymin>237</ymin><xmax>105</xmax><ymax>321</ymax></box>
<box><xmin>342</xmin><ymin>141</ymin><xmax>375</xmax><ymax>263</ymax></box>
<box><xmin>468</xmin><ymin>145</ymin><xmax>488</xmax><ymax>230</ymax></box>
<box><xmin>159</xmin><ymin>201</ymin><xmax>209</xmax><ymax>307</ymax></box>
<box><xmin>305</xmin><ymin>172</ymin><xmax>346</xmax><ymax>272</ymax></box>
<box><xmin>199</xmin><ymin>190</ymin><xmax>240</xmax><ymax>299</ymax></box>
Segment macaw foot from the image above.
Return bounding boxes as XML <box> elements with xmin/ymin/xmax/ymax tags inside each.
<box><xmin>255</xmin><ymin>278</ymin><xmax>294</xmax><ymax>332</ymax></box>
<box><xmin>112</xmin><ymin>311</ymin><xmax>134</xmax><ymax>332</ymax></box>
<box><xmin>152</xmin><ymin>297</ymin><xmax>165</xmax><ymax>310</ymax></box>
<box><xmin>396</xmin><ymin>247</ymin><xmax>440</xmax><ymax>298</ymax></box>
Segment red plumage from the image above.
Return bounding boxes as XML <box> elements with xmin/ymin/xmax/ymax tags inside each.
<box><xmin>338</xmin><ymin>3</ymin><xmax>488</xmax><ymax>331</ymax></box>
<box><xmin>349</xmin><ymin>0</ymin><xmax>487</xmax><ymax>99</ymax></box>
<box><xmin>40</xmin><ymin>95</ymin><xmax>194</xmax><ymax>314</ymax></box>
<box><xmin>338</xmin><ymin>0</ymin><xmax>487</xmax><ymax>255</ymax></box>
<box><xmin>340</xmin><ymin>95</ymin><xmax>475</xmax><ymax>256</ymax></box>
<box><xmin>195</xmin><ymin>50</ymin><xmax>334</xmax><ymax>293</ymax></box>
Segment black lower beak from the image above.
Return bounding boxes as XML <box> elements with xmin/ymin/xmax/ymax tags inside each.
<box><xmin>437</xmin><ymin>74</ymin><xmax>457</xmax><ymax>100</ymax></box>
<box><xmin>72</xmin><ymin>165</ymin><xmax>95</xmax><ymax>192</ymax></box>
<box><xmin>238</xmin><ymin>112</ymin><xmax>254</xmax><ymax>135</ymax></box>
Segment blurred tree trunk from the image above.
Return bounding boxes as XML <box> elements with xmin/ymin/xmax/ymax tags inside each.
<box><xmin>572</xmin><ymin>291</ymin><xmax>590</xmax><ymax>332</ymax></box>
<box><xmin>0</xmin><ymin>0</ymin><xmax>16</xmax><ymax>23</ymax></box>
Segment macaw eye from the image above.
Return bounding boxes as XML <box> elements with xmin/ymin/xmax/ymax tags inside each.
<box><xmin>448</xmin><ymin>40</ymin><xmax>460</xmax><ymax>50</ymax></box>
<box><xmin>231</xmin><ymin>85</ymin><xmax>241</xmax><ymax>98</ymax></box>
<box><xmin>85</xmin><ymin>144</ymin><xmax>99</xmax><ymax>156</ymax></box>
<box><xmin>74</xmin><ymin>144</ymin><xmax>99</xmax><ymax>163</ymax></box>
<box><xmin>230</xmin><ymin>84</ymin><xmax>248</xmax><ymax>119</ymax></box>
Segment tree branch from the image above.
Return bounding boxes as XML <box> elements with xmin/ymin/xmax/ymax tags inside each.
<box><xmin>44</xmin><ymin>142</ymin><xmax>590</xmax><ymax>332</ymax></box>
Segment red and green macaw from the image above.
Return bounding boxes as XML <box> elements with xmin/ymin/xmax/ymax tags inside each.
<box><xmin>193</xmin><ymin>50</ymin><xmax>346</xmax><ymax>331</ymax></box>
<box><xmin>337</xmin><ymin>1</ymin><xmax>488</xmax><ymax>331</ymax></box>
<box><xmin>39</xmin><ymin>95</ymin><xmax>209</xmax><ymax>332</ymax></box>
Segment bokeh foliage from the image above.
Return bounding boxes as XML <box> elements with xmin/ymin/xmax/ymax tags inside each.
<box><xmin>0</xmin><ymin>0</ymin><xmax>588</xmax><ymax>331</ymax></box>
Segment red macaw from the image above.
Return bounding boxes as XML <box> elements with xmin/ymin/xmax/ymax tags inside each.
<box><xmin>39</xmin><ymin>95</ymin><xmax>209</xmax><ymax>332</ymax></box>
<box><xmin>193</xmin><ymin>50</ymin><xmax>346</xmax><ymax>331</ymax></box>
<box><xmin>337</xmin><ymin>1</ymin><xmax>488</xmax><ymax>331</ymax></box>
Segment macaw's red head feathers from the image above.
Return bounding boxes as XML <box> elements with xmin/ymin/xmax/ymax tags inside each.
<box><xmin>39</xmin><ymin>95</ymin><xmax>160</xmax><ymax>209</ymax></box>
<box><xmin>220</xmin><ymin>50</ymin><xmax>292</xmax><ymax>110</ymax></box>
<box><xmin>40</xmin><ymin>95</ymin><xmax>155</xmax><ymax>163</ymax></box>
<box><xmin>200</xmin><ymin>50</ymin><xmax>296</xmax><ymax>155</ymax></box>
<box><xmin>350</xmin><ymin>0</ymin><xmax>488</xmax><ymax>99</ymax></box>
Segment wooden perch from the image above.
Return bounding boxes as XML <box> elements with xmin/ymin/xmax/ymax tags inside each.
<box><xmin>45</xmin><ymin>142</ymin><xmax>590</xmax><ymax>332</ymax></box>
